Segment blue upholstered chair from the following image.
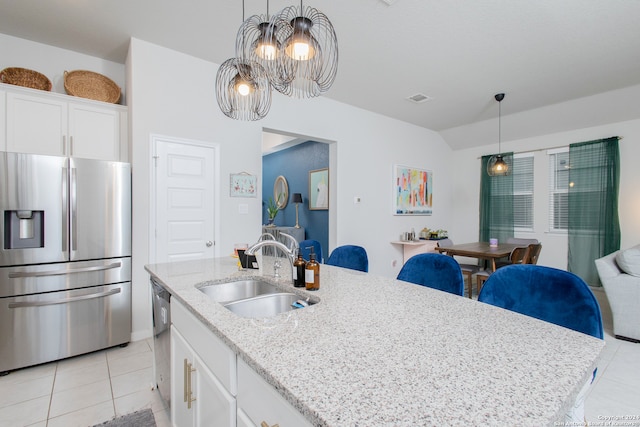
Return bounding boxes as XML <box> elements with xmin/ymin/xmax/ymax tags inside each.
<box><xmin>326</xmin><ymin>245</ymin><xmax>369</xmax><ymax>272</ymax></box>
<box><xmin>396</xmin><ymin>253</ymin><xmax>465</xmax><ymax>296</ymax></box>
<box><xmin>299</xmin><ymin>239</ymin><xmax>323</xmax><ymax>263</ymax></box>
<box><xmin>437</xmin><ymin>238</ymin><xmax>480</xmax><ymax>298</ymax></box>
<box><xmin>477</xmin><ymin>264</ymin><xmax>603</xmax><ymax>339</ymax></box>
<box><xmin>477</xmin><ymin>264</ymin><xmax>603</xmax><ymax>422</ymax></box>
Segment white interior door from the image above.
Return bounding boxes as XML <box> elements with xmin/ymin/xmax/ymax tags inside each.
<box><xmin>152</xmin><ymin>136</ymin><xmax>217</xmax><ymax>263</ymax></box>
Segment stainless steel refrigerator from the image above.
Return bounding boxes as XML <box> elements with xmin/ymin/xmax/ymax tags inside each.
<box><xmin>0</xmin><ymin>152</ymin><xmax>132</xmax><ymax>374</ymax></box>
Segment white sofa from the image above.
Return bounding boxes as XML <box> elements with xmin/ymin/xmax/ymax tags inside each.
<box><xmin>595</xmin><ymin>245</ymin><xmax>640</xmax><ymax>342</ymax></box>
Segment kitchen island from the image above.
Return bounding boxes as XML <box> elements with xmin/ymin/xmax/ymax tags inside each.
<box><xmin>145</xmin><ymin>256</ymin><xmax>604</xmax><ymax>426</ymax></box>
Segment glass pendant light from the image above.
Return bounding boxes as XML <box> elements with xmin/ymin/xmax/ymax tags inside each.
<box><xmin>487</xmin><ymin>93</ymin><xmax>511</xmax><ymax>176</ymax></box>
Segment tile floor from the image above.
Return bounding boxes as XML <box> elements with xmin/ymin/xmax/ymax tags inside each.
<box><xmin>0</xmin><ymin>287</ymin><xmax>638</xmax><ymax>427</ymax></box>
<box><xmin>0</xmin><ymin>339</ymin><xmax>171</xmax><ymax>427</ymax></box>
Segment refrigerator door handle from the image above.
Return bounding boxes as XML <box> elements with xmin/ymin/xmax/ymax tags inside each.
<box><xmin>8</xmin><ymin>287</ymin><xmax>122</xmax><ymax>309</ymax></box>
<box><xmin>62</xmin><ymin>166</ymin><xmax>68</xmax><ymax>252</ymax></box>
<box><xmin>8</xmin><ymin>261</ymin><xmax>122</xmax><ymax>278</ymax></box>
<box><xmin>71</xmin><ymin>166</ymin><xmax>77</xmax><ymax>251</ymax></box>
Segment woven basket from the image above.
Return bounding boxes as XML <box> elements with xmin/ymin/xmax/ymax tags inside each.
<box><xmin>64</xmin><ymin>70</ymin><xmax>121</xmax><ymax>104</ymax></box>
<box><xmin>0</xmin><ymin>67</ymin><xmax>52</xmax><ymax>91</ymax></box>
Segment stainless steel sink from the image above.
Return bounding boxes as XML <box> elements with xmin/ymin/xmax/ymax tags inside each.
<box><xmin>223</xmin><ymin>293</ymin><xmax>315</xmax><ymax>318</ymax></box>
<box><xmin>197</xmin><ymin>279</ymin><xmax>280</xmax><ymax>303</ymax></box>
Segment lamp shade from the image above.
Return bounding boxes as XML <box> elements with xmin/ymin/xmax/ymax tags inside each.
<box><xmin>236</xmin><ymin>14</ymin><xmax>294</xmax><ymax>91</ymax></box>
<box><xmin>215</xmin><ymin>57</ymin><xmax>272</xmax><ymax>121</ymax></box>
<box><xmin>269</xmin><ymin>4</ymin><xmax>338</xmax><ymax>98</ymax></box>
<box><xmin>293</xmin><ymin>193</ymin><xmax>303</xmax><ymax>203</ymax></box>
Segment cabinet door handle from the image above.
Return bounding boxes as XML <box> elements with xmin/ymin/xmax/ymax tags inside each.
<box><xmin>187</xmin><ymin>362</ymin><xmax>196</xmax><ymax>409</ymax></box>
<box><xmin>62</xmin><ymin>135</ymin><xmax>66</xmax><ymax>156</ymax></box>
<box><xmin>183</xmin><ymin>358</ymin><xmax>189</xmax><ymax>403</ymax></box>
<box><xmin>260</xmin><ymin>422</ymin><xmax>280</xmax><ymax>427</ymax></box>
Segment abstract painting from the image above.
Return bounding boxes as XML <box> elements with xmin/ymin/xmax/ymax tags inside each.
<box><xmin>394</xmin><ymin>165</ymin><xmax>433</xmax><ymax>215</ymax></box>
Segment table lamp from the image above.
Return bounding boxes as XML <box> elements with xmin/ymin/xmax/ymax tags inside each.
<box><xmin>293</xmin><ymin>193</ymin><xmax>303</xmax><ymax>228</ymax></box>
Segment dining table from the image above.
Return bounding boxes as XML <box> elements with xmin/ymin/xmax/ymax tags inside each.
<box><xmin>436</xmin><ymin>241</ymin><xmax>522</xmax><ymax>272</ymax></box>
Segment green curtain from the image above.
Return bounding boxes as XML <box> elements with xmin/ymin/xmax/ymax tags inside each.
<box><xmin>568</xmin><ymin>137</ymin><xmax>620</xmax><ymax>286</ymax></box>
<box><xmin>479</xmin><ymin>153</ymin><xmax>514</xmax><ymax>243</ymax></box>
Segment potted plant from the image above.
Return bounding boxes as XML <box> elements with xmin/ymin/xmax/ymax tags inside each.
<box><xmin>266</xmin><ymin>197</ymin><xmax>279</xmax><ymax>226</ymax></box>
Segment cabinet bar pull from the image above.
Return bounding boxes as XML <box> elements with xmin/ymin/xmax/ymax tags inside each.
<box><xmin>183</xmin><ymin>358</ymin><xmax>188</xmax><ymax>403</ymax></box>
<box><xmin>62</xmin><ymin>135</ymin><xmax>66</xmax><ymax>155</ymax></box>
<box><xmin>260</xmin><ymin>422</ymin><xmax>280</xmax><ymax>427</ymax></box>
<box><xmin>187</xmin><ymin>362</ymin><xmax>196</xmax><ymax>409</ymax></box>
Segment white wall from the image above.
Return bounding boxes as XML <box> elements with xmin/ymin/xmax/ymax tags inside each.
<box><xmin>450</xmin><ymin>116</ymin><xmax>640</xmax><ymax>270</ymax></box>
<box><xmin>127</xmin><ymin>38</ymin><xmax>455</xmax><ymax>339</ymax></box>
<box><xmin>0</xmin><ymin>33</ymin><xmax>126</xmax><ymax>103</ymax></box>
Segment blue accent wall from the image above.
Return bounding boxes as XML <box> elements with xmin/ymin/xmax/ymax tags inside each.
<box><xmin>263</xmin><ymin>141</ymin><xmax>329</xmax><ymax>258</ymax></box>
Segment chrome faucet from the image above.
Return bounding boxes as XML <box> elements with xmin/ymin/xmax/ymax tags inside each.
<box><xmin>258</xmin><ymin>232</ymin><xmax>276</xmax><ymax>242</ymax></box>
<box><xmin>245</xmin><ymin>239</ymin><xmax>296</xmax><ymax>282</ymax></box>
<box><xmin>278</xmin><ymin>232</ymin><xmax>299</xmax><ymax>253</ymax></box>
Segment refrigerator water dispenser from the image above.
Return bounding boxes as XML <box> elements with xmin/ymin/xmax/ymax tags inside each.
<box><xmin>3</xmin><ymin>210</ymin><xmax>45</xmax><ymax>249</ymax></box>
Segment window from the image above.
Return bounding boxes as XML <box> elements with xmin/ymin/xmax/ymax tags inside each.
<box><xmin>548</xmin><ymin>148</ymin><xmax>569</xmax><ymax>232</ymax></box>
<box><xmin>512</xmin><ymin>153</ymin><xmax>534</xmax><ymax>231</ymax></box>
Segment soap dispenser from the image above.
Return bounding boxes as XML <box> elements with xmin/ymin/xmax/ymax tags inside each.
<box><xmin>293</xmin><ymin>248</ymin><xmax>306</xmax><ymax>288</ymax></box>
<box><xmin>305</xmin><ymin>247</ymin><xmax>320</xmax><ymax>291</ymax></box>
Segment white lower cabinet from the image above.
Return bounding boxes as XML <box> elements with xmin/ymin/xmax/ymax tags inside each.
<box><xmin>171</xmin><ymin>299</ymin><xmax>312</xmax><ymax>427</ymax></box>
<box><xmin>171</xmin><ymin>301</ymin><xmax>236</xmax><ymax>427</ymax></box>
<box><xmin>237</xmin><ymin>358</ymin><xmax>313</xmax><ymax>427</ymax></box>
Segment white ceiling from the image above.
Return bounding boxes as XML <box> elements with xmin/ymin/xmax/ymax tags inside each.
<box><xmin>1</xmin><ymin>0</ymin><xmax>639</xmax><ymax>149</ymax></box>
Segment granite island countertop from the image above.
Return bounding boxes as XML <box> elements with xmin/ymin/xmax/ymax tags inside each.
<box><xmin>145</xmin><ymin>256</ymin><xmax>605</xmax><ymax>427</ymax></box>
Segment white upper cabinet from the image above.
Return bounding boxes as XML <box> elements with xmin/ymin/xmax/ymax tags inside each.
<box><xmin>68</xmin><ymin>102</ymin><xmax>122</xmax><ymax>161</ymax></box>
<box><xmin>2</xmin><ymin>84</ymin><xmax>127</xmax><ymax>162</ymax></box>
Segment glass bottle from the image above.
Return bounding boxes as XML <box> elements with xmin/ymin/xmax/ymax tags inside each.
<box><xmin>293</xmin><ymin>249</ymin><xmax>306</xmax><ymax>288</ymax></box>
<box><xmin>305</xmin><ymin>248</ymin><xmax>320</xmax><ymax>291</ymax></box>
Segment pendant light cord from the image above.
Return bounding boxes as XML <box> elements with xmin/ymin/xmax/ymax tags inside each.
<box><xmin>498</xmin><ymin>99</ymin><xmax>501</xmax><ymax>154</ymax></box>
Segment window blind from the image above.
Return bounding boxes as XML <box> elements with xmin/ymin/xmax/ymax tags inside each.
<box><xmin>548</xmin><ymin>148</ymin><xmax>569</xmax><ymax>232</ymax></box>
<box><xmin>512</xmin><ymin>153</ymin><xmax>534</xmax><ymax>231</ymax></box>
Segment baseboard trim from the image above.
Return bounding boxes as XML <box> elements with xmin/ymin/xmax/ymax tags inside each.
<box><xmin>614</xmin><ymin>334</ymin><xmax>640</xmax><ymax>344</ymax></box>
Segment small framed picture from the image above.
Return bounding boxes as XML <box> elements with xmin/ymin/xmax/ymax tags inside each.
<box><xmin>309</xmin><ymin>168</ymin><xmax>329</xmax><ymax>210</ymax></box>
<box><xmin>230</xmin><ymin>173</ymin><xmax>257</xmax><ymax>197</ymax></box>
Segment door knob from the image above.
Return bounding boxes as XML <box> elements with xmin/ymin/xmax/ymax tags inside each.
<box><xmin>206</xmin><ymin>241</ymin><xmax>213</xmax><ymax>247</ymax></box>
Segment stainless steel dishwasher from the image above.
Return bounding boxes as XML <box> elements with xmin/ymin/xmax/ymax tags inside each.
<box><xmin>151</xmin><ymin>278</ymin><xmax>171</xmax><ymax>409</ymax></box>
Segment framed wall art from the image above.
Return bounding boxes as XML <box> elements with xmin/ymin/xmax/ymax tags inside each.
<box><xmin>309</xmin><ymin>168</ymin><xmax>329</xmax><ymax>210</ymax></box>
<box><xmin>394</xmin><ymin>165</ymin><xmax>433</xmax><ymax>215</ymax></box>
<box><xmin>230</xmin><ymin>172</ymin><xmax>257</xmax><ymax>197</ymax></box>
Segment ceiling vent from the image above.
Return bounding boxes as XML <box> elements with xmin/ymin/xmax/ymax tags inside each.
<box><xmin>407</xmin><ymin>93</ymin><xmax>433</xmax><ymax>104</ymax></box>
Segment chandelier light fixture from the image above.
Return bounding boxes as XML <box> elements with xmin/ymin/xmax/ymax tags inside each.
<box><xmin>487</xmin><ymin>92</ymin><xmax>510</xmax><ymax>176</ymax></box>
<box><xmin>218</xmin><ymin>0</ymin><xmax>338</xmax><ymax>119</ymax></box>
<box><xmin>216</xmin><ymin>1</ymin><xmax>272</xmax><ymax>121</ymax></box>
<box><xmin>269</xmin><ymin>0</ymin><xmax>339</xmax><ymax>98</ymax></box>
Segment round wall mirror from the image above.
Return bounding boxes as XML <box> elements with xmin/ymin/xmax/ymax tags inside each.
<box><xmin>273</xmin><ymin>175</ymin><xmax>289</xmax><ymax>209</ymax></box>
